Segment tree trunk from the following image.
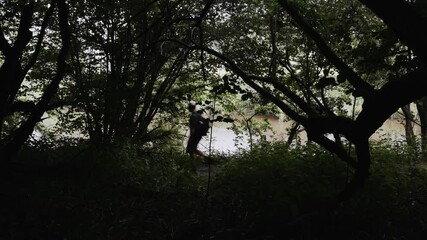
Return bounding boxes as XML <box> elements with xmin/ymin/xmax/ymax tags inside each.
<box><xmin>286</xmin><ymin>122</ymin><xmax>300</xmax><ymax>146</ymax></box>
<box><xmin>339</xmin><ymin>137</ymin><xmax>371</xmax><ymax>201</ymax></box>
<box><xmin>0</xmin><ymin>0</ymin><xmax>70</xmax><ymax>162</ymax></box>
<box><xmin>416</xmin><ymin>97</ymin><xmax>427</xmax><ymax>153</ymax></box>
<box><xmin>401</xmin><ymin>104</ymin><xmax>416</xmax><ymax>148</ymax></box>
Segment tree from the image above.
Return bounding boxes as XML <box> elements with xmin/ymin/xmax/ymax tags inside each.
<box><xmin>62</xmin><ymin>0</ymin><xmax>215</xmax><ymax>145</ymax></box>
<box><xmin>0</xmin><ymin>0</ymin><xmax>70</xmax><ymax>162</ymax></box>
<box><xmin>358</xmin><ymin>0</ymin><xmax>427</xmax><ymax>152</ymax></box>
<box><xmin>180</xmin><ymin>0</ymin><xmax>427</xmax><ymax>199</ymax></box>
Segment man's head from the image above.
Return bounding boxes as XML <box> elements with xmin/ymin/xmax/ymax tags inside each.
<box><xmin>188</xmin><ymin>101</ymin><xmax>196</xmax><ymax>112</ymax></box>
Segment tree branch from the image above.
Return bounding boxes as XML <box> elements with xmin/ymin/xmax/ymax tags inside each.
<box><xmin>0</xmin><ymin>0</ymin><xmax>70</xmax><ymax>162</ymax></box>
<box><xmin>195</xmin><ymin>0</ymin><xmax>215</xmax><ymax>27</ymax></box>
<box><xmin>23</xmin><ymin>1</ymin><xmax>55</xmax><ymax>75</ymax></box>
<box><xmin>13</xmin><ymin>3</ymin><xmax>35</xmax><ymax>54</ymax></box>
<box><xmin>196</xmin><ymin>45</ymin><xmax>309</xmax><ymax>124</ymax></box>
<box><xmin>357</xmin><ymin>66</ymin><xmax>427</xmax><ymax>137</ymax></box>
<box><xmin>278</xmin><ymin>0</ymin><xmax>375</xmax><ymax>97</ymax></box>
<box><xmin>0</xmin><ymin>26</ymin><xmax>12</xmax><ymax>55</ymax></box>
<box><xmin>247</xmin><ymin>74</ymin><xmax>317</xmax><ymax>116</ymax></box>
<box><xmin>358</xmin><ymin>0</ymin><xmax>427</xmax><ymax>63</ymax></box>
<box><xmin>168</xmin><ymin>39</ymin><xmax>358</xmax><ymax>169</ymax></box>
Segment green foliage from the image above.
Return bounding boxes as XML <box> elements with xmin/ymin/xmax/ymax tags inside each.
<box><xmin>228</xmin><ymin>107</ymin><xmax>277</xmax><ymax>151</ymax></box>
<box><xmin>210</xmin><ymin>143</ymin><xmax>346</xmax><ymax>238</ymax></box>
<box><xmin>2</xmin><ymin>142</ymin><xmax>203</xmax><ymax>239</ymax></box>
<box><xmin>337</xmin><ymin>141</ymin><xmax>427</xmax><ymax>239</ymax></box>
<box><xmin>208</xmin><ymin>142</ymin><xmax>427</xmax><ymax>239</ymax></box>
<box><xmin>2</xmin><ymin>141</ymin><xmax>427</xmax><ymax>239</ymax></box>
<box><xmin>2</xmin><ymin>1</ymin><xmax>427</xmax><ymax>239</ymax></box>
<box><xmin>0</xmin><ymin>0</ymin><xmax>70</xmax><ymax>160</ymax></box>
<box><xmin>54</xmin><ymin>0</ymin><xmax>204</xmax><ymax>144</ymax></box>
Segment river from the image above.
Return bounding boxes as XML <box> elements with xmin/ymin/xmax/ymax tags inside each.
<box><xmin>189</xmin><ymin>114</ymin><xmax>417</xmax><ymax>154</ymax></box>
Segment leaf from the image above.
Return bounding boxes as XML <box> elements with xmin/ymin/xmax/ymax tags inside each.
<box><xmin>241</xmin><ymin>94</ymin><xmax>249</xmax><ymax>101</ymax></box>
<box><xmin>337</xmin><ymin>74</ymin><xmax>346</xmax><ymax>83</ymax></box>
<box><xmin>223</xmin><ymin>117</ymin><xmax>234</xmax><ymax>123</ymax></box>
<box><xmin>228</xmin><ymin>89</ymin><xmax>238</xmax><ymax>94</ymax></box>
<box><xmin>215</xmin><ymin>116</ymin><xmax>224</xmax><ymax>121</ymax></box>
<box><xmin>315</xmin><ymin>77</ymin><xmax>337</xmax><ymax>89</ymax></box>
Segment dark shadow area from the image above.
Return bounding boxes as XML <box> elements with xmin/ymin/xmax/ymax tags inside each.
<box><xmin>0</xmin><ymin>143</ymin><xmax>426</xmax><ymax>240</ymax></box>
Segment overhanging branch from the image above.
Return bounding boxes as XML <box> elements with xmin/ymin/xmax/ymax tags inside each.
<box><xmin>278</xmin><ymin>0</ymin><xmax>375</xmax><ymax>97</ymax></box>
<box><xmin>358</xmin><ymin>0</ymin><xmax>427</xmax><ymax>63</ymax></box>
<box><xmin>357</xmin><ymin>66</ymin><xmax>427</xmax><ymax>136</ymax></box>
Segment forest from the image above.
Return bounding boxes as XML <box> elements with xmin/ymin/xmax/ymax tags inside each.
<box><xmin>1</xmin><ymin>0</ymin><xmax>427</xmax><ymax>239</ymax></box>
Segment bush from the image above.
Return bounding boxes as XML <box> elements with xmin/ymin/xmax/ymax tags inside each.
<box><xmin>208</xmin><ymin>142</ymin><xmax>427</xmax><ymax>239</ymax></box>
<box><xmin>1</xmin><ymin>141</ymin><xmax>426</xmax><ymax>239</ymax></box>
<box><xmin>0</xmin><ymin>141</ymin><xmax>204</xmax><ymax>240</ymax></box>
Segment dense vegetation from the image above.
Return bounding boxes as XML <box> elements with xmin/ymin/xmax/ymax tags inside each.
<box><xmin>1</xmin><ymin>142</ymin><xmax>426</xmax><ymax>239</ymax></box>
<box><xmin>1</xmin><ymin>0</ymin><xmax>427</xmax><ymax>239</ymax></box>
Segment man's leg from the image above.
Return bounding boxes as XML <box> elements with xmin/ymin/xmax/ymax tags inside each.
<box><xmin>195</xmin><ymin>149</ymin><xmax>213</xmax><ymax>163</ymax></box>
<box><xmin>195</xmin><ymin>149</ymin><xmax>207</xmax><ymax>158</ymax></box>
<box><xmin>193</xmin><ymin>135</ymin><xmax>213</xmax><ymax>163</ymax></box>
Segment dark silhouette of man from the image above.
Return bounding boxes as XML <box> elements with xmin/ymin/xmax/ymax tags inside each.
<box><xmin>186</xmin><ymin>101</ymin><xmax>211</xmax><ymax>163</ymax></box>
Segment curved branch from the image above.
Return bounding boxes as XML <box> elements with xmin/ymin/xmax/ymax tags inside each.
<box><xmin>185</xmin><ymin>43</ymin><xmax>315</xmax><ymax>120</ymax></box>
<box><xmin>278</xmin><ymin>57</ymin><xmax>327</xmax><ymax>111</ymax></box>
<box><xmin>168</xmin><ymin>39</ymin><xmax>358</xmax><ymax>170</ymax></box>
<box><xmin>191</xmin><ymin>45</ymin><xmax>359</xmax><ymax>168</ymax></box>
<box><xmin>357</xmin><ymin>66</ymin><xmax>427</xmax><ymax>137</ymax></box>
<box><xmin>308</xmin><ymin>115</ymin><xmax>357</xmax><ymax>141</ymax></box>
<box><xmin>278</xmin><ymin>0</ymin><xmax>375</xmax><ymax>97</ymax></box>
<box><xmin>307</xmin><ymin>132</ymin><xmax>357</xmax><ymax>168</ymax></box>
<box><xmin>358</xmin><ymin>0</ymin><xmax>427</xmax><ymax>63</ymax></box>
<box><xmin>196</xmin><ymin>46</ymin><xmax>309</xmax><ymax>124</ymax></box>
<box><xmin>248</xmin><ymin>75</ymin><xmax>317</xmax><ymax>116</ymax></box>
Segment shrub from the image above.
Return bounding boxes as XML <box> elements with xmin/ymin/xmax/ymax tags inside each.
<box><xmin>208</xmin><ymin>142</ymin><xmax>427</xmax><ymax>239</ymax></box>
<box><xmin>1</xmin><ymin>141</ymin><xmax>204</xmax><ymax>240</ymax></box>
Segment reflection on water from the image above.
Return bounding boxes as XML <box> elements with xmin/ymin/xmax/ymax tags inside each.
<box><xmin>198</xmin><ymin>125</ymin><xmax>249</xmax><ymax>154</ymax></box>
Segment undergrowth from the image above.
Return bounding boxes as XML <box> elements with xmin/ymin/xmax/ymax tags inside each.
<box><xmin>0</xmin><ymin>141</ymin><xmax>426</xmax><ymax>239</ymax></box>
